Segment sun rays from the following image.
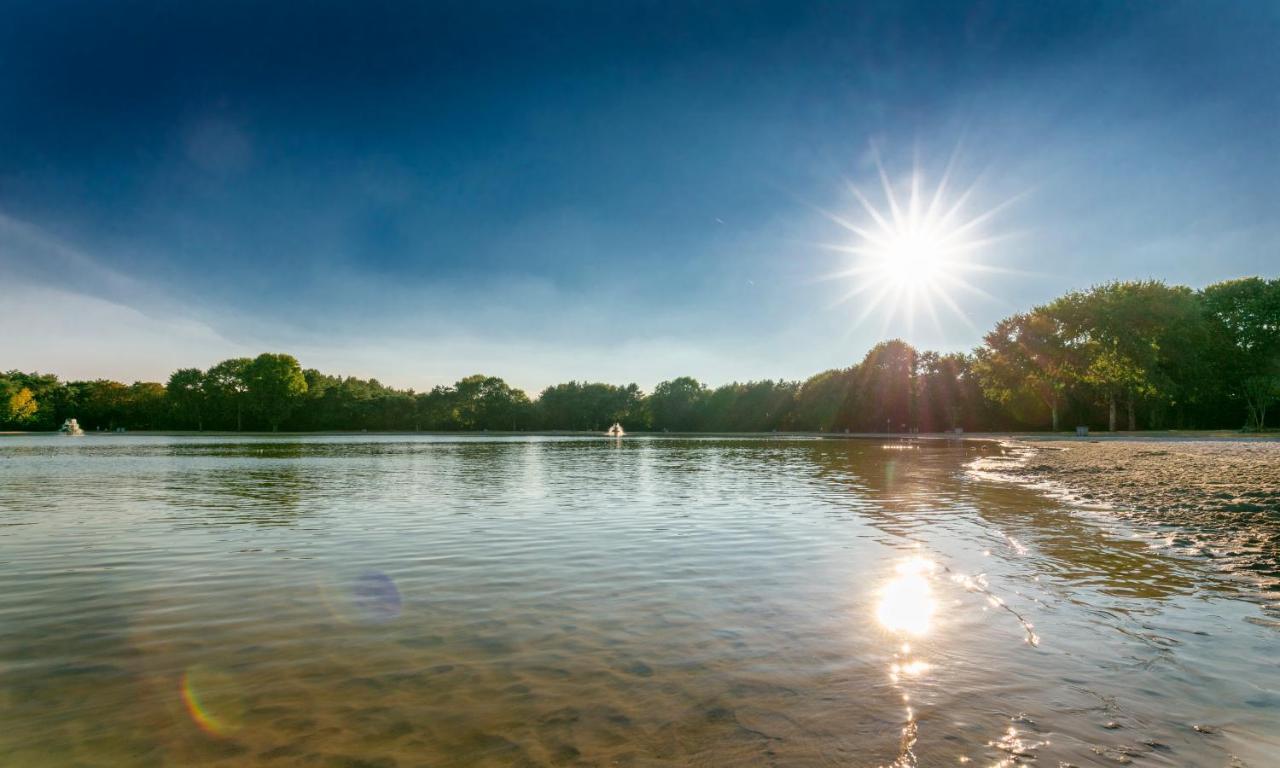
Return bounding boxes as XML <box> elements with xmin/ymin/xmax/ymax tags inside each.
<box><xmin>818</xmin><ymin>148</ymin><xmax>1019</xmax><ymax>338</ymax></box>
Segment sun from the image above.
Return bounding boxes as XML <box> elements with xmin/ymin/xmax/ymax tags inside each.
<box><xmin>875</xmin><ymin>230</ymin><xmax>948</xmax><ymax>288</ymax></box>
<box><xmin>817</xmin><ymin>148</ymin><xmax>1016</xmax><ymax>336</ymax></box>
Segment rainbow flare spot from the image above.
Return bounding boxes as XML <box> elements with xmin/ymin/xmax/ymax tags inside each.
<box><xmin>181</xmin><ymin>666</ymin><xmax>245</xmax><ymax>737</ymax></box>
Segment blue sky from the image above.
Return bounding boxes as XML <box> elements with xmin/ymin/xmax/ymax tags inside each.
<box><xmin>2</xmin><ymin>1</ymin><xmax>1277</xmax><ymax>393</ymax></box>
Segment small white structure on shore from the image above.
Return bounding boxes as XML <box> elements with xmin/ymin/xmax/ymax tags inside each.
<box><xmin>606</xmin><ymin>422</ymin><xmax>625</xmax><ymax>438</ymax></box>
<box><xmin>60</xmin><ymin>418</ymin><xmax>84</xmax><ymax>436</ymax></box>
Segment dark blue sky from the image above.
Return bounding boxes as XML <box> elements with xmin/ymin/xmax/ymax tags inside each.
<box><xmin>3</xmin><ymin>1</ymin><xmax>1277</xmax><ymax>390</ymax></box>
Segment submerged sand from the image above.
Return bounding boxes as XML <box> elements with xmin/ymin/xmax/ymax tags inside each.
<box><xmin>995</xmin><ymin>438</ymin><xmax>1280</xmax><ymax>582</ymax></box>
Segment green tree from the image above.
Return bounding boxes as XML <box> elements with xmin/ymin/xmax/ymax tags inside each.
<box><xmin>448</xmin><ymin>375</ymin><xmax>531</xmax><ymax>430</ymax></box>
<box><xmin>1202</xmin><ymin>278</ymin><xmax>1280</xmax><ymax>429</ymax></box>
<box><xmin>792</xmin><ymin>369</ymin><xmax>850</xmax><ymax>431</ymax></box>
<box><xmin>1051</xmin><ymin>281</ymin><xmax>1200</xmax><ymax>430</ymax></box>
<box><xmin>1240</xmin><ymin>373</ymin><xmax>1280</xmax><ymax>429</ymax></box>
<box><xmin>918</xmin><ymin>352</ymin><xmax>989</xmax><ymax>432</ymax></box>
<box><xmin>1</xmin><ymin>371</ymin><xmax>67</xmax><ymax>430</ymax></box>
<box><xmin>416</xmin><ymin>385</ymin><xmax>460</xmax><ymax>430</ymax></box>
<box><xmin>127</xmin><ymin>382</ymin><xmax>168</xmax><ymax>429</ymax></box>
<box><xmin>975</xmin><ymin>310</ymin><xmax>1075</xmax><ymax>431</ymax></box>
<box><xmin>166</xmin><ymin>368</ymin><xmax>207</xmax><ymax>430</ymax></box>
<box><xmin>700</xmin><ymin>380</ymin><xmax>798</xmax><ymax>432</ymax></box>
<box><xmin>649</xmin><ymin>376</ymin><xmax>708</xmax><ymax>432</ymax></box>
<box><xmin>245</xmin><ymin>353</ymin><xmax>308</xmax><ymax>431</ymax></box>
<box><xmin>535</xmin><ymin>381</ymin><xmax>647</xmax><ymax>431</ymax></box>
<box><xmin>76</xmin><ymin>380</ymin><xmax>131</xmax><ymax>430</ymax></box>
<box><xmin>205</xmin><ymin>358</ymin><xmax>252</xmax><ymax>430</ymax></box>
<box><xmin>1081</xmin><ymin>345</ymin><xmax>1149</xmax><ymax>431</ymax></box>
<box><xmin>840</xmin><ymin>340</ymin><xmax>917</xmax><ymax>432</ymax></box>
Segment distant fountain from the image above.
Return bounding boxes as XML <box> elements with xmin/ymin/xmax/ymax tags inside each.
<box><xmin>605</xmin><ymin>422</ymin><xmax>625</xmax><ymax>438</ymax></box>
<box><xmin>60</xmin><ymin>418</ymin><xmax>84</xmax><ymax>436</ymax></box>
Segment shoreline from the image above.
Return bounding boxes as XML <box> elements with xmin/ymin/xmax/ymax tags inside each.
<box><xmin>3</xmin><ymin>429</ymin><xmax>1277</xmax><ymax>441</ymax></box>
<box><xmin>980</xmin><ymin>438</ymin><xmax>1280</xmax><ymax>588</ymax></box>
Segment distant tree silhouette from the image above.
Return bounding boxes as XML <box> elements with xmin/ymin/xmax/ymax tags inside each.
<box><xmin>3</xmin><ymin>278</ymin><xmax>1275</xmax><ymax>433</ymax></box>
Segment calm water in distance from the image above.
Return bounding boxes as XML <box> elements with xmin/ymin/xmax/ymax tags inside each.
<box><xmin>1</xmin><ymin>434</ymin><xmax>1276</xmax><ymax>767</ymax></box>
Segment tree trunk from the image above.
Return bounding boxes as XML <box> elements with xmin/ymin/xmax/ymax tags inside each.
<box><xmin>236</xmin><ymin>402</ymin><xmax>242</xmax><ymax>431</ymax></box>
<box><xmin>1050</xmin><ymin>403</ymin><xmax>1059</xmax><ymax>432</ymax></box>
<box><xmin>1127</xmin><ymin>394</ymin><xmax>1136</xmax><ymax>431</ymax></box>
<box><xmin>1108</xmin><ymin>394</ymin><xmax>1117</xmax><ymax>432</ymax></box>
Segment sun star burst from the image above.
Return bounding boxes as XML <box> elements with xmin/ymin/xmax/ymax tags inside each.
<box><xmin>818</xmin><ymin>149</ymin><xmax>1016</xmax><ymax>338</ymax></box>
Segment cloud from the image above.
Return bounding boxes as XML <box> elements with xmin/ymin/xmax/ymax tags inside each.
<box><xmin>0</xmin><ymin>210</ymin><xmax>253</xmax><ymax>380</ymax></box>
<box><xmin>0</xmin><ymin>211</ymin><xmax>143</xmax><ymax>305</ymax></box>
<box><xmin>0</xmin><ymin>283</ymin><xmax>248</xmax><ymax>382</ymax></box>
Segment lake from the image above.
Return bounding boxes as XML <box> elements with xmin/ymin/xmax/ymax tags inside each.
<box><xmin>1</xmin><ymin>434</ymin><xmax>1276</xmax><ymax>767</ymax></box>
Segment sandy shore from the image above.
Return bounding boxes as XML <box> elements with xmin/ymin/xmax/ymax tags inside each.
<box><xmin>993</xmin><ymin>439</ymin><xmax>1280</xmax><ymax>583</ymax></box>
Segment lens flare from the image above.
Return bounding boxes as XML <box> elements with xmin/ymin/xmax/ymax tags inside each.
<box><xmin>322</xmin><ymin>568</ymin><xmax>403</xmax><ymax>625</ymax></box>
<box><xmin>181</xmin><ymin>666</ymin><xmax>245</xmax><ymax>737</ymax></box>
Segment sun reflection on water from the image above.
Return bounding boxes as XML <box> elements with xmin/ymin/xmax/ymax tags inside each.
<box><xmin>890</xmin><ymin>659</ymin><xmax>932</xmax><ymax>680</ymax></box>
<box><xmin>877</xmin><ymin>556</ymin><xmax>942</xmax><ymax>768</ymax></box>
<box><xmin>988</xmin><ymin>723</ymin><xmax>1050</xmax><ymax>766</ymax></box>
<box><xmin>877</xmin><ymin>557</ymin><xmax>938</xmax><ymax>636</ymax></box>
<box><xmin>872</xmin><ymin>554</ymin><xmax>1050</xmax><ymax>766</ymax></box>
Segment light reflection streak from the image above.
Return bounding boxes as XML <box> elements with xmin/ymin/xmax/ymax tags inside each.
<box><xmin>946</xmin><ymin>570</ymin><xmax>1040</xmax><ymax>647</ymax></box>
<box><xmin>988</xmin><ymin>723</ymin><xmax>1050</xmax><ymax>766</ymax></box>
<box><xmin>877</xmin><ymin>556</ymin><xmax>939</xmax><ymax>768</ymax></box>
<box><xmin>875</xmin><ymin>554</ymin><xmax>1045</xmax><ymax>766</ymax></box>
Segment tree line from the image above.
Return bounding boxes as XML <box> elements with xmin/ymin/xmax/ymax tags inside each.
<box><xmin>3</xmin><ymin>278</ymin><xmax>1277</xmax><ymax>434</ymax></box>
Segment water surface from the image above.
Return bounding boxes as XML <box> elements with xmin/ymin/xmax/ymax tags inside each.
<box><xmin>1</xmin><ymin>435</ymin><xmax>1276</xmax><ymax>767</ymax></box>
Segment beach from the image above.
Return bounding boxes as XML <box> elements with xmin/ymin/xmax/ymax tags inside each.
<box><xmin>985</xmin><ymin>437</ymin><xmax>1280</xmax><ymax>585</ymax></box>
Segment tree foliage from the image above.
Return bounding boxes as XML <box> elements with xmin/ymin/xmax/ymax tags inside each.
<box><xmin>974</xmin><ymin>310</ymin><xmax>1074</xmax><ymax>430</ymax></box>
<box><xmin>1202</xmin><ymin>278</ymin><xmax>1280</xmax><ymax>429</ymax></box>
<box><xmin>166</xmin><ymin>368</ymin><xmax>206</xmax><ymax>430</ymax></box>
<box><xmin>648</xmin><ymin>377</ymin><xmax>708</xmax><ymax>432</ymax></box>
<box><xmin>245</xmin><ymin>353</ymin><xmax>308</xmax><ymax>431</ymax></box>
<box><xmin>2</xmin><ymin>278</ymin><xmax>1276</xmax><ymax>433</ymax></box>
<box><xmin>6</xmin><ymin>387</ymin><xmax>38</xmax><ymax>423</ymax></box>
<box><xmin>536</xmin><ymin>381</ymin><xmax>646</xmax><ymax>431</ymax></box>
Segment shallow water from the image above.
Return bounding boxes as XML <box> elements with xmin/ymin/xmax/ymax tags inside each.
<box><xmin>1</xmin><ymin>434</ymin><xmax>1276</xmax><ymax>767</ymax></box>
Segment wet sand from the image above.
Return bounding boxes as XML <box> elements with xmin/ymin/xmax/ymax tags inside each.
<box><xmin>986</xmin><ymin>438</ymin><xmax>1280</xmax><ymax>583</ymax></box>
